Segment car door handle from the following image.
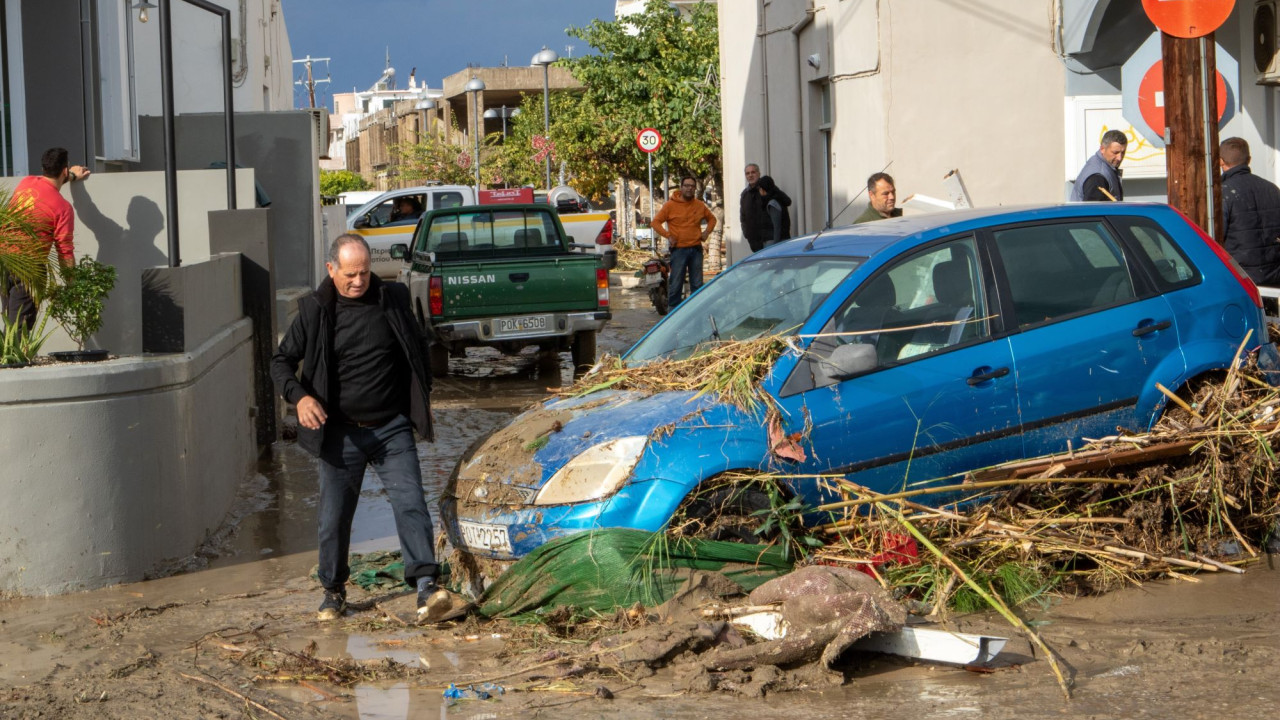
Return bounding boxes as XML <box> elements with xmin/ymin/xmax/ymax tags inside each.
<box><xmin>509</xmin><ymin>272</ymin><xmax>530</xmax><ymax>282</ymax></box>
<box><xmin>967</xmin><ymin>366</ymin><xmax>1010</xmax><ymax>385</ymax></box>
<box><xmin>1132</xmin><ymin>320</ymin><xmax>1172</xmax><ymax>337</ymax></box>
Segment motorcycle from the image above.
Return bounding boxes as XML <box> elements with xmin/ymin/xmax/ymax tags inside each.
<box><xmin>640</xmin><ymin>251</ymin><xmax>670</xmax><ymax>315</ymax></box>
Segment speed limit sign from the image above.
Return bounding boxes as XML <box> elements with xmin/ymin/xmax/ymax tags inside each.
<box><xmin>636</xmin><ymin>128</ymin><xmax>662</xmax><ymax>153</ymax></box>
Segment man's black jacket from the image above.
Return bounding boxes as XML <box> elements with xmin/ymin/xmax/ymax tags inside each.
<box><xmin>271</xmin><ymin>274</ymin><xmax>434</xmax><ymax>456</ymax></box>
<box><xmin>740</xmin><ymin>184</ymin><xmax>792</xmax><ymax>253</ymax></box>
<box><xmin>1222</xmin><ymin>164</ymin><xmax>1280</xmax><ymax>287</ymax></box>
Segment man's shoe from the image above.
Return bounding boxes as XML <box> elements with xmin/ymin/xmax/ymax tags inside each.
<box><xmin>317</xmin><ymin>589</ymin><xmax>346</xmax><ymax>621</ymax></box>
<box><xmin>416</xmin><ymin>582</ymin><xmax>456</xmax><ymax>623</ymax></box>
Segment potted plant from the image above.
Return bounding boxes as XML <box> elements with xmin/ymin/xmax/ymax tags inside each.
<box><xmin>0</xmin><ymin>188</ymin><xmax>57</xmax><ymax>367</ymax></box>
<box><xmin>47</xmin><ymin>256</ymin><xmax>116</xmax><ymax>362</ymax></box>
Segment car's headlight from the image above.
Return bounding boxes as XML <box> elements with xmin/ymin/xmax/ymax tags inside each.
<box><xmin>533</xmin><ymin>436</ymin><xmax>648</xmax><ymax>506</ymax></box>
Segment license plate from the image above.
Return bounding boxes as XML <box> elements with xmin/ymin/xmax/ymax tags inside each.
<box><xmin>495</xmin><ymin>315</ymin><xmax>549</xmax><ymax>335</ymax></box>
<box><xmin>459</xmin><ymin>520</ymin><xmax>513</xmax><ymax>553</ymax></box>
<box><xmin>642</xmin><ymin>272</ymin><xmax>663</xmax><ymax>287</ymax></box>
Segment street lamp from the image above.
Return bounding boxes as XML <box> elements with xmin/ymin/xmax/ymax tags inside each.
<box><xmin>415</xmin><ymin>98</ymin><xmax>437</xmax><ymax>143</ymax></box>
<box><xmin>483</xmin><ymin>106</ymin><xmax>519</xmax><ymax>139</ymax></box>
<box><xmin>131</xmin><ymin>0</ymin><xmax>156</xmax><ymax>23</ymax></box>
<box><xmin>532</xmin><ymin>46</ymin><xmax>558</xmax><ymax>190</ymax></box>
<box><xmin>465</xmin><ymin>76</ymin><xmax>485</xmax><ymax>194</ymax></box>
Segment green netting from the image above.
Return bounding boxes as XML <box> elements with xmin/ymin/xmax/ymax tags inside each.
<box><xmin>477</xmin><ymin>529</ymin><xmax>794</xmax><ymax>618</ymax></box>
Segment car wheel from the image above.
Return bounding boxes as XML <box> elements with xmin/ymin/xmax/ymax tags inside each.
<box><xmin>429</xmin><ymin>342</ymin><xmax>450</xmax><ymax>377</ymax></box>
<box><xmin>672</xmin><ymin>476</ymin><xmax>780</xmax><ymax>544</ymax></box>
<box><xmin>571</xmin><ymin>330</ymin><xmax>597</xmax><ymax>376</ymax></box>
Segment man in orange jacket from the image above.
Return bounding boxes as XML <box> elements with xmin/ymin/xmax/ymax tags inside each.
<box><xmin>653</xmin><ymin>176</ymin><xmax>717</xmax><ymax>309</ymax></box>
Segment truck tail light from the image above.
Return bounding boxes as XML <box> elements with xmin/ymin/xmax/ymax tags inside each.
<box><xmin>597</xmin><ymin>268</ymin><xmax>609</xmax><ymax>307</ymax></box>
<box><xmin>1172</xmin><ymin>206</ymin><xmax>1262</xmax><ymax>308</ymax></box>
<box><xmin>594</xmin><ymin>218</ymin><xmax>614</xmax><ymax>246</ymax></box>
<box><xmin>429</xmin><ymin>276</ymin><xmax>444</xmax><ymax>316</ymax></box>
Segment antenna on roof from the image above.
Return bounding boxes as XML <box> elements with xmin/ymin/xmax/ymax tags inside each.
<box><xmin>804</xmin><ymin>161</ymin><xmax>892</xmax><ymax>251</ymax></box>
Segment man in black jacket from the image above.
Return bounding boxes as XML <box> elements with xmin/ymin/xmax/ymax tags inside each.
<box><xmin>739</xmin><ymin>163</ymin><xmax>792</xmax><ymax>253</ymax></box>
<box><xmin>271</xmin><ymin>233</ymin><xmax>453</xmax><ymax>623</ymax></box>
<box><xmin>1220</xmin><ymin>137</ymin><xmax>1280</xmax><ymax>288</ymax></box>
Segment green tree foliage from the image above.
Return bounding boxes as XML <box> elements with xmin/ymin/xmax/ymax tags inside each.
<box><xmin>565</xmin><ymin>2</ymin><xmax>721</xmax><ymax>185</ymax></box>
<box><xmin>319</xmin><ymin>170</ymin><xmax>369</xmax><ymax>197</ymax></box>
<box><xmin>488</xmin><ymin>2</ymin><xmax>721</xmax><ymax>200</ymax></box>
<box><xmin>394</xmin><ymin>123</ymin><xmax>482</xmax><ymax>187</ymax></box>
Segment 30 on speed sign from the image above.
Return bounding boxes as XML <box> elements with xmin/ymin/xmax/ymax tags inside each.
<box><xmin>636</xmin><ymin>128</ymin><xmax>662</xmax><ymax>153</ymax></box>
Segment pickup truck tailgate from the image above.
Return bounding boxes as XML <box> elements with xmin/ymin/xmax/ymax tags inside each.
<box><xmin>438</xmin><ymin>255</ymin><xmax>600</xmax><ymax>319</ymax></box>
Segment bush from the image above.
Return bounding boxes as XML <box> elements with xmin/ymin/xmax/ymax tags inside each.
<box><xmin>320</xmin><ymin>170</ymin><xmax>370</xmax><ymax>197</ymax></box>
<box><xmin>48</xmin><ymin>256</ymin><xmax>116</xmax><ymax>350</ymax></box>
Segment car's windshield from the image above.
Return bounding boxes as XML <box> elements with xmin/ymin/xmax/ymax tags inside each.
<box><xmin>626</xmin><ymin>255</ymin><xmax>863</xmax><ymax>362</ymax></box>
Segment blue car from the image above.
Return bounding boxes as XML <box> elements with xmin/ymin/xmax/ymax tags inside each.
<box><xmin>441</xmin><ymin>203</ymin><xmax>1278</xmax><ymax>561</ymax></box>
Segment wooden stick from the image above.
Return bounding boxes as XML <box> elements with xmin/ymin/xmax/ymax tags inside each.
<box><xmin>179</xmin><ymin>673</ymin><xmax>288</xmax><ymax>720</ymax></box>
<box><xmin>815</xmin><ymin>476</ymin><xmax>1132</xmax><ymax>515</ymax></box>
<box><xmin>1155</xmin><ymin>382</ymin><xmax>1202</xmax><ymax>422</ymax></box>
<box><xmin>1192</xmin><ymin>554</ymin><xmax>1246</xmax><ymax>574</ymax></box>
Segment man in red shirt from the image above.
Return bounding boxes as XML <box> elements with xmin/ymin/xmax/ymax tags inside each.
<box><xmin>5</xmin><ymin>147</ymin><xmax>90</xmax><ymax>329</ymax></box>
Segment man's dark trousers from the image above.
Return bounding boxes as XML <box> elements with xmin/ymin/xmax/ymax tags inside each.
<box><xmin>668</xmin><ymin>245</ymin><xmax>703</xmax><ymax>309</ymax></box>
<box><xmin>316</xmin><ymin>414</ymin><xmax>437</xmax><ymax>592</ymax></box>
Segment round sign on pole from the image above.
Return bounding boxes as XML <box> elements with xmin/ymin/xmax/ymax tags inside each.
<box><xmin>1137</xmin><ymin>59</ymin><xmax>1227</xmax><ymax>136</ymax></box>
<box><xmin>636</xmin><ymin>128</ymin><xmax>662</xmax><ymax>154</ymax></box>
<box><xmin>1141</xmin><ymin>0</ymin><xmax>1234</xmax><ymax>38</ymax></box>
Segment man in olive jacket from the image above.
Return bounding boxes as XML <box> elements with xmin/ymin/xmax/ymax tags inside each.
<box><xmin>271</xmin><ymin>233</ymin><xmax>452</xmax><ymax>623</ymax></box>
<box><xmin>1220</xmin><ymin>137</ymin><xmax>1280</xmax><ymax>287</ymax></box>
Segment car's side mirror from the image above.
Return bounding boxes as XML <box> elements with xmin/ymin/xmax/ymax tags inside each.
<box><xmin>389</xmin><ymin>243</ymin><xmax>409</xmax><ymax>260</ymax></box>
<box><xmin>818</xmin><ymin>342</ymin><xmax>877</xmax><ymax>382</ymax></box>
<box><xmin>353</xmin><ymin>216</ymin><xmax>371</xmax><ymax>229</ymax></box>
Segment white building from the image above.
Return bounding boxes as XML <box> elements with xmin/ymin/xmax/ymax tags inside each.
<box><xmin>720</xmin><ymin>1</ymin><xmax>1280</xmax><ymax>264</ymax></box>
<box><xmin>2</xmin><ymin>0</ymin><xmax>291</xmax><ymax>174</ymax></box>
<box><xmin>324</xmin><ymin>67</ymin><xmax>439</xmax><ymax>172</ymax></box>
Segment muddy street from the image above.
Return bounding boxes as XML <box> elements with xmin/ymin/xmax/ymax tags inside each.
<box><xmin>3</xmin><ymin>285</ymin><xmax>1280</xmax><ymax>719</ymax></box>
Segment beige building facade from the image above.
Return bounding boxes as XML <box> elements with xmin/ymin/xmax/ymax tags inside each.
<box><xmin>720</xmin><ymin>1</ymin><xmax>1280</xmax><ymax>264</ymax></box>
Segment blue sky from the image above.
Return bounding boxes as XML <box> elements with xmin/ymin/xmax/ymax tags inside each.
<box><xmin>279</xmin><ymin>0</ymin><xmax>617</xmax><ymax>109</ymax></box>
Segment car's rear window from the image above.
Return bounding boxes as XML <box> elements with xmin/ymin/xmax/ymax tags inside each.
<box><xmin>419</xmin><ymin>209</ymin><xmax>565</xmax><ymax>259</ymax></box>
<box><xmin>1111</xmin><ymin>216</ymin><xmax>1200</xmax><ymax>291</ymax></box>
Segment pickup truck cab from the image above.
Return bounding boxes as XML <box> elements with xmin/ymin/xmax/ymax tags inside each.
<box><xmin>390</xmin><ymin>203</ymin><xmax>611</xmax><ymax>375</ymax></box>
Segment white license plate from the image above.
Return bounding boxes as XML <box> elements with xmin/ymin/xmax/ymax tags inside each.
<box><xmin>495</xmin><ymin>315</ymin><xmax>549</xmax><ymax>335</ymax></box>
<box><xmin>642</xmin><ymin>272</ymin><xmax>663</xmax><ymax>287</ymax></box>
<box><xmin>459</xmin><ymin>520</ymin><xmax>513</xmax><ymax>553</ymax></box>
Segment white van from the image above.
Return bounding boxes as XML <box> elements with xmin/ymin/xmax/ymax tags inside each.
<box><xmin>347</xmin><ymin>185</ymin><xmax>477</xmax><ymax>278</ymax></box>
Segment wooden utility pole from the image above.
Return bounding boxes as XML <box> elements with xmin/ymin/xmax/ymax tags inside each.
<box><xmin>1159</xmin><ymin>31</ymin><xmax>1224</xmax><ymax>237</ymax></box>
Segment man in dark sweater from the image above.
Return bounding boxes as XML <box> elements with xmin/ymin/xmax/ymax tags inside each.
<box><xmin>740</xmin><ymin>163</ymin><xmax>792</xmax><ymax>252</ymax></box>
<box><xmin>1220</xmin><ymin>137</ymin><xmax>1280</xmax><ymax>287</ymax></box>
<box><xmin>271</xmin><ymin>233</ymin><xmax>454</xmax><ymax>623</ymax></box>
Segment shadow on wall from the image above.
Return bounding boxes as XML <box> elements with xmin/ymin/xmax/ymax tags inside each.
<box><xmin>71</xmin><ymin>187</ymin><xmax>168</xmax><ymax>353</ymax></box>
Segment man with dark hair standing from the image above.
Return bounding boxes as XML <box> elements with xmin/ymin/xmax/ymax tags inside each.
<box><xmin>5</xmin><ymin>147</ymin><xmax>91</xmax><ymax>329</ymax></box>
<box><xmin>271</xmin><ymin>233</ymin><xmax>456</xmax><ymax>623</ymax></box>
<box><xmin>740</xmin><ymin>163</ymin><xmax>792</xmax><ymax>253</ymax></box>
<box><xmin>1219</xmin><ymin>136</ymin><xmax>1280</xmax><ymax>287</ymax></box>
<box><xmin>854</xmin><ymin>173</ymin><xmax>902</xmax><ymax>223</ymax></box>
<box><xmin>653</xmin><ymin>176</ymin><xmax>717</xmax><ymax>309</ymax></box>
<box><xmin>1070</xmin><ymin>129</ymin><xmax>1127</xmax><ymax>202</ymax></box>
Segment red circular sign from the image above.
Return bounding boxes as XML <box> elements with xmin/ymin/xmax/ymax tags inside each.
<box><xmin>1137</xmin><ymin>59</ymin><xmax>1227</xmax><ymax>136</ymax></box>
<box><xmin>636</xmin><ymin>128</ymin><xmax>662</xmax><ymax>154</ymax></box>
<box><xmin>1141</xmin><ymin>0</ymin><xmax>1234</xmax><ymax>38</ymax></box>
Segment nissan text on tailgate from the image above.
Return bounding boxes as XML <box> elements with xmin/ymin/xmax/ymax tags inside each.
<box><xmin>390</xmin><ymin>204</ymin><xmax>611</xmax><ymax>376</ymax></box>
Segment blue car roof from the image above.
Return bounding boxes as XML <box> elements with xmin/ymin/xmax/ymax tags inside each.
<box><xmin>755</xmin><ymin>203</ymin><xmax>1175</xmax><ymax>261</ymax></box>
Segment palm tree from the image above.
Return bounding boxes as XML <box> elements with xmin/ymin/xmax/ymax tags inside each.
<box><xmin>0</xmin><ymin>188</ymin><xmax>57</xmax><ymax>306</ymax></box>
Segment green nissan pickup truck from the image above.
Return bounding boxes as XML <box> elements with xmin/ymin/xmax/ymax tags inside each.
<box><xmin>389</xmin><ymin>204</ymin><xmax>610</xmax><ymax>376</ymax></box>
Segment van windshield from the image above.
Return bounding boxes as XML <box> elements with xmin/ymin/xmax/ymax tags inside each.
<box><xmin>418</xmin><ymin>208</ymin><xmax>566</xmax><ymax>259</ymax></box>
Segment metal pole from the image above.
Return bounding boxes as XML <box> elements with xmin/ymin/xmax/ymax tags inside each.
<box><xmin>159</xmin><ymin>0</ymin><xmax>180</xmax><ymax>267</ymax></box>
<box><xmin>219</xmin><ymin>6</ymin><xmax>236</xmax><ymax>210</ymax></box>
<box><xmin>543</xmin><ymin>64</ymin><xmax>551</xmax><ymax>190</ymax></box>
<box><xmin>647</xmin><ymin>153</ymin><xmax>654</xmax><ymax>245</ymax></box>
<box><xmin>1200</xmin><ymin>35</ymin><xmax>1215</xmax><ymax>239</ymax></box>
<box><xmin>473</xmin><ymin>91</ymin><xmax>481</xmax><ymax>194</ymax></box>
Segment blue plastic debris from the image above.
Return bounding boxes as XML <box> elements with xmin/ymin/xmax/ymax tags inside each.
<box><xmin>442</xmin><ymin>682</ymin><xmax>505</xmax><ymax>701</ymax></box>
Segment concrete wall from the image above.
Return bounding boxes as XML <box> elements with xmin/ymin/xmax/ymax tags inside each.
<box><xmin>720</xmin><ymin>1</ymin><xmax>1064</xmax><ymax>264</ymax></box>
<box><xmin>137</xmin><ymin>111</ymin><xmax>321</xmax><ymax>290</ymax></box>
<box><xmin>0</xmin><ymin>260</ymin><xmax>255</xmax><ymax>596</ymax></box>
<box><xmin>2</xmin><ymin>169</ymin><xmax>257</xmax><ymax>355</ymax></box>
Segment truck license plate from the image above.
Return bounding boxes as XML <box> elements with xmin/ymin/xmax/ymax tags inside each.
<box><xmin>459</xmin><ymin>521</ymin><xmax>513</xmax><ymax>553</ymax></box>
<box><xmin>495</xmin><ymin>315</ymin><xmax>549</xmax><ymax>335</ymax></box>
